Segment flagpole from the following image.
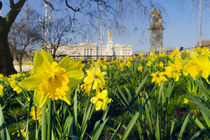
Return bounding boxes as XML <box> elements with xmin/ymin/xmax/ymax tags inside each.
<box><xmin>199</xmin><ymin>0</ymin><xmax>202</xmax><ymax>47</ymax></box>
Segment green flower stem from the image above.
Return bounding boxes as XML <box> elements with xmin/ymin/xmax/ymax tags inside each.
<box><xmin>47</xmin><ymin>99</ymin><xmax>52</xmax><ymax>140</ymax></box>
<box><xmin>42</xmin><ymin>106</ymin><xmax>47</xmax><ymax>140</ymax></box>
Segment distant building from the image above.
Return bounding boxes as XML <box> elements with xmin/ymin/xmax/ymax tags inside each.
<box><xmin>45</xmin><ymin>32</ymin><xmax>133</xmax><ymax>60</ymax></box>
<box><xmin>196</xmin><ymin>40</ymin><xmax>210</xmax><ymax>48</ymax></box>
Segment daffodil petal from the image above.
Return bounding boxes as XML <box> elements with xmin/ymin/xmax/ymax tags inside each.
<box><xmin>19</xmin><ymin>73</ymin><xmax>43</xmax><ymax>90</ymax></box>
<box><xmin>68</xmin><ymin>70</ymin><xmax>84</xmax><ymax>80</ymax></box>
<box><xmin>90</xmin><ymin>97</ymin><xmax>98</xmax><ymax>104</ymax></box>
<box><xmin>68</xmin><ymin>70</ymin><xmax>84</xmax><ymax>87</ymax></box>
<box><xmin>95</xmin><ymin>101</ymin><xmax>103</xmax><ymax>111</ymax></box>
<box><xmin>58</xmin><ymin>55</ymin><xmax>71</xmax><ymax>70</ymax></box>
<box><xmin>34</xmin><ymin>90</ymin><xmax>49</xmax><ymax>108</ymax></box>
<box><xmin>60</xmin><ymin>94</ymin><xmax>71</xmax><ymax>105</ymax></box>
<box><xmin>33</xmin><ymin>50</ymin><xmax>54</xmax><ymax>73</ymax></box>
<box><xmin>102</xmin><ymin>103</ymin><xmax>108</xmax><ymax>110</ymax></box>
<box><xmin>99</xmin><ymin>90</ymin><xmax>108</xmax><ymax>99</ymax></box>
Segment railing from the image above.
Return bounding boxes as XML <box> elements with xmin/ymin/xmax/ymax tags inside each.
<box><xmin>55</xmin><ymin>55</ymin><xmax>132</xmax><ymax>61</ymax></box>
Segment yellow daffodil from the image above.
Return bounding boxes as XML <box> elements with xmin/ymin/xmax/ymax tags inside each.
<box><xmin>95</xmin><ymin>60</ymin><xmax>102</xmax><ymax>67</ymax></box>
<box><xmin>82</xmin><ymin>67</ymin><xmax>106</xmax><ymax>95</ymax></box>
<box><xmin>164</xmin><ymin>65</ymin><xmax>181</xmax><ymax>82</ymax></box>
<box><xmin>200</xmin><ymin>47</ymin><xmax>210</xmax><ymax>55</ymax></box>
<box><xmin>9</xmin><ymin>80</ymin><xmax>22</xmax><ymax>94</ymax></box>
<box><xmin>164</xmin><ymin>57</ymin><xmax>184</xmax><ymax>82</ymax></box>
<box><xmin>169</xmin><ymin>49</ymin><xmax>180</xmax><ymax>59</ymax></box>
<box><xmin>190</xmin><ymin>109</ymin><xmax>199</xmax><ymax>116</ymax></box>
<box><xmin>90</xmin><ymin>90</ymin><xmax>111</xmax><ymax>111</ymax></box>
<box><xmin>17</xmin><ymin>129</ymin><xmax>26</xmax><ymax>137</ymax></box>
<box><xmin>183</xmin><ymin>98</ymin><xmax>189</xmax><ymax>104</ymax></box>
<box><xmin>138</xmin><ymin>52</ymin><xmax>144</xmax><ymax>57</ymax></box>
<box><xmin>102</xmin><ymin>64</ymin><xmax>107</xmax><ymax>70</ymax></box>
<box><xmin>0</xmin><ymin>74</ymin><xmax>4</xmax><ymax>80</ymax></box>
<box><xmin>158</xmin><ymin>61</ymin><xmax>164</xmax><ymax>68</ymax></box>
<box><xmin>159</xmin><ymin>49</ymin><xmax>167</xmax><ymax>57</ymax></box>
<box><xmin>149</xmin><ymin>52</ymin><xmax>158</xmax><ymax>61</ymax></box>
<box><xmin>126</xmin><ymin>61</ymin><xmax>131</xmax><ymax>67</ymax></box>
<box><xmin>20</xmin><ymin>50</ymin><xmax>84</xmax><ymax>108</ymax></box>
<box><xmin>0</xmin><ymin>85</ymin><xmax>3</xmax><ymax>97</ymax></box>
<box><xmin>137</xmin><ymin>64</ymin><xmax>143</xmax><ymax>72</ymax></box>
<box><xmin>147</xmin><ymin>61</ymin><xmax>152</xmax><ymax>67</ymax></box>
<box><xmin>185</xmin><ymin>54</ymin><xmax>210</xmax><ymax>83</ymax></box>
<box><xmin>30</xmin><ymin>107</ymin><xmax>42</xmax><ymax>124</ymax></box>
<box><xmin>186</xmin><ymin>49</ymin><xmax>190</xmax><ymax>55</ymax></box>
<box><xmin>151</xmin><ymin>71</ymin><xmax>167</xmax><ymax>86</ymax></box>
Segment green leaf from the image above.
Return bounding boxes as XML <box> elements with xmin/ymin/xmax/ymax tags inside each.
<box><xmin>192</xmin><ymin>115</ymin><xmax>205</xmax><ymax>129</ymax></box>
<box><xmin>92</xmin><ymin>118</ymin><xmax>109</xmax><ymax>140</ymax></box>
<box><xmin>122</xmin><ymin>111</ymin><xmax>140</xmax><ymax>140</ymax></box>
<box><xmin>158</xmin><ymin>81</ymin><xmax>164</xmax><ymax>105</ymax></box>
<box><xmin>178</xmin><ymin>112</ymin><xmax>192</xmax><ymax>140</ymax></box>
<box><xmin>196</xmin><ymin>80</ymin><xmax>210</xmax><ymax>99</ymax></box>
<box><xmin>200</xmin><ymin>111</ymin><xmax>210</xmax><ymax>127</ymax></box>
<box><xmin>155</xmin><ymin>113</ymin><xmax>160</xmax><ymax>140</ymax></box>
<box><xmin>73</xmin><ymin>87</ymin><xmax>78</xmax><ymax>135</ymax></box>
<box><xmin>135</xmin><ymin>74</ymin><xmax>148</xmax><ymax>94</ymax></box>
<box><xmin>129</xmin><ymin>74</ymin><xmax>148</xmax><ymax>106</ymax></box>
<box><xmin>143</xmin><ymin>97</ymin><xmax>153</xmax><ymax>134</ymax></box>
<box><xmin>124</xmin><ymin>87</ymin><xmax>132</xmax><ymax>102</ymax></box>
<box><xmin>190</xmin><ymin>127</ymin><xmax>210</xmax><ymax>140</ymax></box>
<box><xmin>188</xmin><ymin>93</ymin><xmax>210</xmax><ymax>118</ymax></box>
<box><xmin>0</xmin><ymin>105</ymin><xmax>10</xmax><ymax>140</ymax></box>
<box><xmin>170</xmin><ymin>119</ymin><xmax>176</xmax><ymax>136</ymax></box>
<box><xmin>64</xmin><ymin>116</ymin><xmax>73</xmax><ymax>136</ymax></box>
<box><xmin>116</xmin><ymin>84</ymin><xmax>129</xmax><ymax>106</ymax></box>
<box><xmin>122</xmin><ymin>86</ymin><xmax>156</xmax><ymax>140</ymax></box>
<box><xmin>110</xmin><ymin>121</ymin><xmax>123</xmax><ymax>140</ymax></box>
<box><xmin>80</xmin><ymin>103</ymin><xmax>93</xmax><ymax>140</ymax></box>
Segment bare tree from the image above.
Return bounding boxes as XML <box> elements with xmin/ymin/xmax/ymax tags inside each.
<box><xmin>0</xmin><ymin>0</ymin><xmax>157</xmax><ymax>75</ymax></box>
<box><xmin>0</xmin><ymin>0</ymin><xmax>26</xmax><ymax>75</ymax></box>
<box><xmin>42</xmin><ymin>17</ymin><xmax>73</xmax><ymax>59</ymax></box>
<box><xmin>8</xmin><ymin>8</ymin><xmax>42</xmax><ymax>72</ymax></box>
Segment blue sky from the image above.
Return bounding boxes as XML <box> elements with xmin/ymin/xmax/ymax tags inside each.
<box><xmin>1</xmin><ymin>0</ymin><xmax>210</xmax><ymax>52</ymax></box>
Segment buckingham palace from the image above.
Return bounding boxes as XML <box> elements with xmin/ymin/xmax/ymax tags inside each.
<box><xmin>44</xmin><ymin>32</ymin><xmax>133</xmax><ymax>60</ymax></box>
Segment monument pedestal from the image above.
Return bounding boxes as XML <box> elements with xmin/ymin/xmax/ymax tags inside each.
<box><xmin>149</xmin><ymin>8</ymin><xmax>164</xmax><ymax>53</ymax></box>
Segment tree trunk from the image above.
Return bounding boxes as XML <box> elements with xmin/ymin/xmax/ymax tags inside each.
<box><xmin>0</xmin><ymin>18</ymin><xmax>17</xmax><ymax>76</ymax></box>
<box><xmin>19</xmin><ymin>58</ymin><xmax>22</xmax><ymax>72</ymax></box>
<box><xmin>19</xmin><ymin>53</ymin><xmax>23</xmax><ymax>72</ymax></box>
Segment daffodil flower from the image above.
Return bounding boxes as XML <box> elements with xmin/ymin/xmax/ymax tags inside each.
<box><xmin>151</xmin><ymin>71</ymin><xmax>167</xmax><ymax>86</ymax></box>
<box><xmin>90</xmin><ymin>90</ymin><xmax>111</xmax><ymax>111</ymax></box>
<box><xmin>82</xmin><ymin>67</ymin><xmax>106</xmax><ymax>95</ymax></box>
<box><xmin>0</xmin><ymin>85</ymin><xmax>3</xmax><ymax>97</ymax></box>
<box><xmin>20</xmin><ymin>50</ymin><xmax>84</xmax><ymax>108</ymax></box>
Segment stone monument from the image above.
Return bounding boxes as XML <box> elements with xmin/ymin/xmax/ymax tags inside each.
<box><xmin>149</xmin><ymin>8</ymin><xmax>164</xmax><ymax>53</ymax></box>
<box><xmin>106</xmin><ymin>31</ymin><xmax>114</xmax><ymax>56</ymax></box>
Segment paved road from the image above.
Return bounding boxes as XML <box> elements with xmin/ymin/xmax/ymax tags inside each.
<box><xmin>14</xmin><ymin>65</ymin><xmax>33</xmax><ymax>72</ymax></box>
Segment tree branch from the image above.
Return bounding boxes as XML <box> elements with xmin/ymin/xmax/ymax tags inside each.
<box><xmin>6</xmin><ymin>0</ymin><xmax>26</xmax><ymax>30</ymax></box>
<box><xmin>9</xmin><ymin>0</ymin><xmax>15</xmax><ymax>8</ymax></box>
<box><xmin>65</xmin><ymin>0</ymin><xmax>84</xmax><ymax>12</ymax></box>
<box><xmin>42</xmin><ymin>0</ymin><xmax>55</xmax><ymax>10</ymax></box>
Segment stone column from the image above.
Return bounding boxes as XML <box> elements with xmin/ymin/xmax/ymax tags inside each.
<box><xmin>149</xmin><ymin>8</ymin><xmax>164</xmax><ymax>53</ymax></box>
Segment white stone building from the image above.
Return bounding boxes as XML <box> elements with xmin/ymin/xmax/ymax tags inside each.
<box><xmin>47</xmin><ymin>32</ymin><xmax>132</xmax><ymax>60</ymax></box>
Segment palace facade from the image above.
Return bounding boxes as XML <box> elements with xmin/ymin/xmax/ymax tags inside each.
<box><xmin>45</xmin><ymin>32</ymin><xmax>133</xmax><ymax>60</ymax></box>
